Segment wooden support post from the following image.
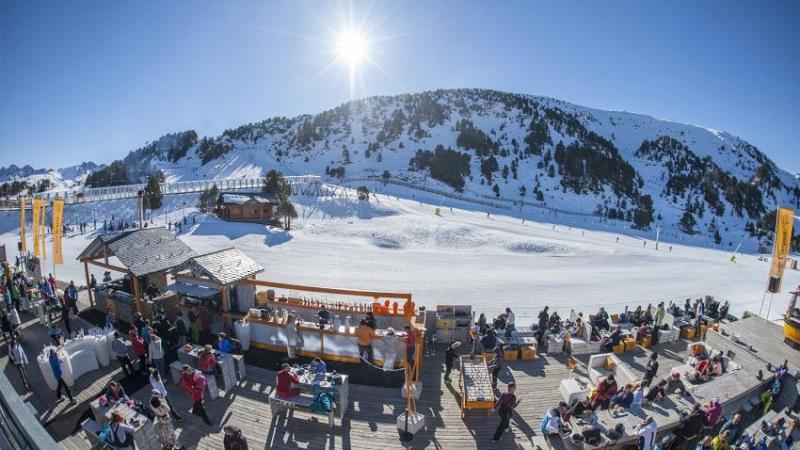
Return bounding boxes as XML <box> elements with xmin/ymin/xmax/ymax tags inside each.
<box><xmin>221</xmin><ymin>285</ymin><xmax>230</xmax><ymax>327</ymax></box>
<box><xmin>132</xmin><ymin>275</ymin><xmax>143</xmax><ymax>315</ymax></box>
<box><xmin>83</xmin><ymin>261</ymin><xmax>94</xmax><ymax>307</ymax></box>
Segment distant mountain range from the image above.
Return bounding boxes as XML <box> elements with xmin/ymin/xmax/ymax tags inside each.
<box><xmin>4</xmin><ymin>89</ymin><xmax>799</xmax><ymax>249</ymax></box>
<box><xmin>0</xmin><ymin>162</ymin><xmax>102</xmax><ymax>183</ymax></box>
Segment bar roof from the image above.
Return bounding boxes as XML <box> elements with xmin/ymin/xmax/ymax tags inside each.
<box><xmin>173</xmin><ymin>247</ymin><xmax>263</xmax><ymax>285</ymax></box>
<box><xmin>77</xmin><ymin>227</ymin><xmax>196</xmax><ymax>277</ymax></box>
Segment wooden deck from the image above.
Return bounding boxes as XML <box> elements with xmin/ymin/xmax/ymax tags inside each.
<box><xmin>0</xmin><ymin>309</ymin><xmax>700</xmax><ymax>450</ymax></box>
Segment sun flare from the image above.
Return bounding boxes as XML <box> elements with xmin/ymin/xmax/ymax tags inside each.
<box><xmin>335</xmin><ymin>29</ymin><xmax>369</xmax><ymax>68</ymax></box>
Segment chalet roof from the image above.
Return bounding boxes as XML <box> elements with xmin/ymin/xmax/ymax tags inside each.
<box><xmin>173</xmin><ymin>247</ymin><xmax>263</xmax><ymax>285</ymax></box>
<box><xmin>219</xmin><ymin>192</ymin><xmax>278</xmax><ymax>205</ymax></box>
<box><xmin>77</xmin><ymin>227</ymin><xmax>196</xmax><ymax>277</ymax></box>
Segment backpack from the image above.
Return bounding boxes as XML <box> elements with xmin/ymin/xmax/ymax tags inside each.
<box><xmin>98</xmin><ymin>423</ymin><xmax>113</xmax><ymax>444</ymax></box>
<box><xmin>540</xmin><ymin>413</ymin><xmax>551</xmax><ymax>434</ymax></box>
<box><xmin>311</xmin><ymin>391</ymin><xmax>335</xmax><ymax>413</ymax></box>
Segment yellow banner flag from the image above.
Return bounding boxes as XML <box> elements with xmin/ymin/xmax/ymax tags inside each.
<box><xmin>52</xmin><ymin>199</ymin><xmax>64</xmax><ymax>265</ymax></box>
<box><xmin>32</xmin><ymin>198</ymin><xmax>41</xmax><ymax>256</ymax></box>
<box><xmin>767</xmin><ymin>206</ymin><xmax>795</xmax><ymax>293</ymax></box>
<box><xmin>19</xmin><ymin>196</ymin><xmax>27</xmax><ymax>253</ymax></box>
<box><xmin>40</xmin><ymin>201</ymin><xmax>47</xmax><ymax>260</ymax></box>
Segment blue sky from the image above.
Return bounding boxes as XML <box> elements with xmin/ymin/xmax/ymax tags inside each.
<box><xmin>1</xmin><ymin>1</ymin><xmax>798</xmax><ymax>172</ymax></box>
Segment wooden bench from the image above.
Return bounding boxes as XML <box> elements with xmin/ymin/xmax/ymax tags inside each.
<box><xmin>268</xmin><ymin>389</ymin><xmax>334</xmax><ymax>429</ymax></box>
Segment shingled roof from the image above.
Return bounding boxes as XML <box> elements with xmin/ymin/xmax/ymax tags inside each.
<box><xmin>218</xmin><ymin>192</ymin><xmax>278</xmax><ymax>205</ymax></box>
<box><xmin>77</xmin><ymin>227</ymin><xmax>196</xmax><ymax>277</ymax></box>
<box><xmin>173</xmin><ymin>247</ymin><xmax>264</xmax><ymax>285</ymax></box>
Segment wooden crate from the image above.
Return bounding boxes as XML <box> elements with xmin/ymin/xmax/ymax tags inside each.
<box><xmin>681</xmin><ymin>326</ymin><xmax>696</xmax><ymax>339</ymax></box>
<box><xmin>640</xmin><ymin>335</ymin><xmax>652</xmax><ymax>348</ymax></box>
<box><xmin>623</xmin><ymin>337</ymin><xmax>636</xmax><ymax>351</ymax></box>
<box><xmin>504</xmin><ymin>349</ymin><xmax>518</xmax><ymax>361</ymax></box>
<box><xmin>520</xmin><ymin>345</ymin><xmax>537</xmax><ymax>360</ymax></box>
<box><xmin>612</xmin><ymin>343</ymin><xmax>625</xmax><ymax>354</ymax></box>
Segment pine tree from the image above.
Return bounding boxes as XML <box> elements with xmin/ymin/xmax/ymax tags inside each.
<box><xmin>382</xmin><ymin>170</ymin><xmax>391</xmax><ymax>184</ymax></box>
<box><xmin>632</xmin><ymin>195</ymin><xmax>654</xmax><ymax>229</ymax></box>
<box><xmin>276</xmin><ymin>198</ymin><xmax>298</xmax><ymax>230</ymax></box>
<box><xmin>680</xmin><ymin>209</ymin><xmax>697</xmax><ymax>234</ymax></box>
<box><xmin>263</xmin><ymin>170</ymin><xmax>291</xmax><ymax>198</ymax></box>
<box><xmin>198</xmin><ymin>184</ymin><xmax>220</xmax><ymax>212</ymax></box>
<box><xmin>142</xmin><ymin>171</ymin><xmax>164</xmax><ymax>210</ymax></box>
<box><xmin>492</xmin><ymin>184</ymin><xmax>500</xmax><ymax>197</ymax></box>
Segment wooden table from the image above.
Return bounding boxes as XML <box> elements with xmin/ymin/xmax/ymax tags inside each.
<box><xmin>459</xmin><ymin>355</ymin><xmax>494</xmax><ymax>417</ymax></box>
<box><xmin>89</xmin><ymin>399</ymin><xmax>160</xmax><ymax>450</ymax></box>
<box><xmin>292</xmin><ymin>370</ymin><xmax>350</xmax><ymax>419</ymax></box>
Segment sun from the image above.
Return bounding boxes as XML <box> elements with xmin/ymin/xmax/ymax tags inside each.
<box><xmin>295</xmin><ymin>2</ymin><xmax>413</xmax><ymax>97</ymax></box>
<box><xmin>335</xmin><ymin>29</ymin><xmax>369</xmax><ymax>68</ymax></box>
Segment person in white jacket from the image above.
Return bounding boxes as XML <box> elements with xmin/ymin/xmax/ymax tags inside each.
<box><xmin>149</xmin><ymin>368</ymin><xmax>182</xmax><ymax>421</ymax></box>
<box><xmin>634</xmin><ymin>416</ymin><xmax>657</xmax><ymax>450</ymax></box>
<box><xmin>382</xmin><ymin>328</ymin><xmax>398</xmax><ymax>370</ymax></box>
<box><xmin>8</xmin><ymin>337</ymin><xmax>30</xmax><ymax>390</ymax></box>
<box><xmin>148</xmin><ymin>334</ymin><xmax>166</xmax><ymax>376</ymax></box>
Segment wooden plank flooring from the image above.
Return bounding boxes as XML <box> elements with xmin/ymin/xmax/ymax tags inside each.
<box><xmin>1</xmin><ymin>309</ymin><xmax>696</xmax><ymax>450</ymax></box>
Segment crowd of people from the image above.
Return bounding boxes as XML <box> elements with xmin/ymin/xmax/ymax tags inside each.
<box><xmin>463</xmin><ymin>301</ymin><xmax>795</xmax><ymax>449</ymax></box>
<box><xmin>3</xmin><ymin>251</ymin><xmax>797</xmax><ymax>449</ymax></box>
<box><xmin>0</xmin><ymin>256</ymin><xmax>255</xmax><ymax>449</ymax></box>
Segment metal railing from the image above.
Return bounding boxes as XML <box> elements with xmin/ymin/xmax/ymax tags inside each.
<box><xmin>2</xmin><ymin>175</ymin><xmax>324</xmax><ymax>209</ymax></box>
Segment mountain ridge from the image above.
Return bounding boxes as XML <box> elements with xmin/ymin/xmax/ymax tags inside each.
<box><xmin>5</xmin><ymin>88</ymin><xmax>799</xmax><ymax>250</ymax></box>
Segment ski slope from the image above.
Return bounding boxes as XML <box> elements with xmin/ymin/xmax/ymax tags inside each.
<box><xmin>1</xmin><ymin>187</ymin><xmax>797</xmax><ymax>325</ymax></box>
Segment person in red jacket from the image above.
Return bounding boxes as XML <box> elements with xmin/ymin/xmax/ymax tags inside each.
<box><xmin>181</xmin><ymin>366</ymin><xmax>213</xmax><ymax>426</ymax></box>
<box><xmin>198</xmin><ymin>345</ymin><xmax>217</xmax><ymax>375</ymax></box>
<box><xmin>591</xmin><ymin>374</ymin><xmax>618</xmax><ymax>409</ymax></box>
<box><xmin>276</xmin><ymin>363</ymin><xmax>301</xmax><ymax>398</ymax></box>
<box><xmin>128</xmin><ymin>328</ymin><xmax>147</xmax><ymax>372</ymax></box>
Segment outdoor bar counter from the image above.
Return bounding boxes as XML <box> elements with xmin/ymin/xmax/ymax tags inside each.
<box><xmin>223</xmin><ymin>280</ymin><xmax>425</xmax><ymax>377</ymax></box>
<box><xmin>238</xmin><ymin>311</ymin><xmax>414</xmax><ymax>366</ymax></box>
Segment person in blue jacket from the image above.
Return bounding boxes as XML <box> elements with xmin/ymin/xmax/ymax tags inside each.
<box><xmin>217</xmin><ymin>332</ymin><xmax>233</xmax><ymax>353</ymax></box>
<box><xmin>49</xmin><ymin>349</ymin><xmax>74</xmax><ymax>403</ymax></box>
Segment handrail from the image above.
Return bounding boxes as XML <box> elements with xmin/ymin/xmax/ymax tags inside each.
<box><xmin>243</xmin><ymin>278</ymin><xmax>413</xmax><ymax>301</ymax></box>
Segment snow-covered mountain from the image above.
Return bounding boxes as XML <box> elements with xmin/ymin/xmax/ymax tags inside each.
<box><xmin>10</xmin><ymin>89</ymin><xmax>800</xmax><ymax>249</ymax></box>
<box><xmin>0</xmin><ymin>164</ymin><xmax>48</xmax><ymax>181</ymax></box>
<box><xmin>0</xmin><ymin>161</ymin><xmax>103</xmax><ymax>195</ymax></box>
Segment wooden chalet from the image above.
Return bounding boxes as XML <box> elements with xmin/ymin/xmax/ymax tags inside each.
<box><xmin>216</xmin><ymin>192</ymin><xmax>278</xmax><ymax>222</ymax></box>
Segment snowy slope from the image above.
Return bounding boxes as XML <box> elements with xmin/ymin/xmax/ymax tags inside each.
<box><xmin>2</xmin><ymin>186</ymin><xmax>797</xmax><ymax>324</ymax></box>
